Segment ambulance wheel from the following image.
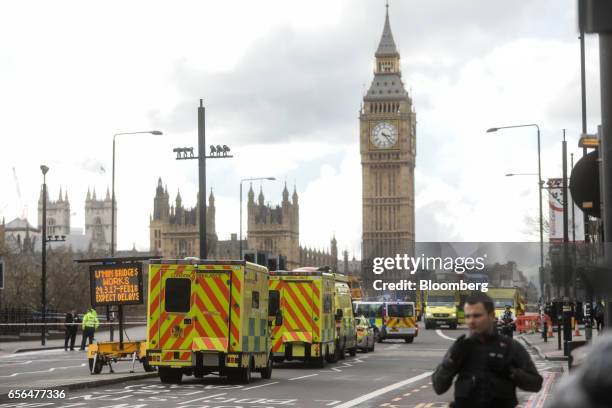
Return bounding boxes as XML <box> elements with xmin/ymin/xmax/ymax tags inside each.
<box><xmin>328</xmin><ymin>343</ymin><xmax>339</xmax><ymax>363</ymax></box>
<box><xmin>311</xmin><ymin>354</ymin><xmax>326</xmax><ymax>368</ymax></box>
<box><xmin>349</xmin><ymin>346</ymin><xmax>357</xmax><ymax>357</ymax></box>
<box><xmin>261</xmin><ymin>354</ymin><xmax>273</xmax><ymax>379</ymax></box>
<box><xmin>159</xmin><ymin>367</ymin><xmax>182</xmax><ymax>384</ymax></box>
<box><xmin>338</xmin><ymin>340</ymin><xmax>346</xmax><ymax>360</ymax></box>
<box><xmin>450</xmin><ymin>323</ymin><xmax>458</xmax><ymax>330</ymax></box>
<box><xmin>141</xmin><ymin>358</ymin><xmax>156</xmax><ymax>372</ymax></box>
<box><xmin>404</xmin><ymin>336</ymin><xmax>414</xmax><ymax>344</ymax></box>
<box><xmin>239</xmin><ymin>362</ymin><xmax>252</xmax><ymax>384</ymax></box>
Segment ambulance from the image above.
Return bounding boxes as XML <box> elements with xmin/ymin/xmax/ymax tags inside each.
<box><xmin>334</xmin><ymin>273</ymin><xmax>358</xmax><ymax>358</ymax></box>
<box><xmin>353</xmin><ymin>301</ymin><xmax>418</xmax><ymax>343</ymax></box>
<box><xmin>268</xmin><ymin>267</ymin><xmax>357</xmax><ymax>366</ymax></box>
<box><xmin>146</xmin><ymin>259</ymin><xmax>273</xmax><ymax>384</ymax></box>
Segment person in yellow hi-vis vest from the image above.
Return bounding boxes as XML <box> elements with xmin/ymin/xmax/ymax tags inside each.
<box><xmin>79</xmin><ymin>308</ymin><xmax>99</xmax><ymax>350</ymax></box>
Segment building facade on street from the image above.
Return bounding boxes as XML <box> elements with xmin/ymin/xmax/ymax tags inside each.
<box><xmin>361</xmin><ymin>6</ymin><xmax>416</xmax><ymax>294</ymax></box>
<box><xmin>149</xmin><ymin>178</ymin><xmax>218</xmax><ymax>259</ymax></box>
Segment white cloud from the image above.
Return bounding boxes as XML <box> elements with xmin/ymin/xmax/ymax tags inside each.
<box><xmin>0</xmin><ymin>0</ymin><xmax>601</xmax><ymax>258</ymax></box>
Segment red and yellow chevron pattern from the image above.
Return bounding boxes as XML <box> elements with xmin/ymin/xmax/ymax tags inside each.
<box><xmin>384</xmin><ymin>316</ymin><xmax>416</xmax><ymax>328</ymax></box>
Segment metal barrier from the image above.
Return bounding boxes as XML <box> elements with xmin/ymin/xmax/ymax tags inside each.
<box><xmin>0</xmin><ymin>307</ymin><xmax>62</xmax><ymax>335</ymax></box>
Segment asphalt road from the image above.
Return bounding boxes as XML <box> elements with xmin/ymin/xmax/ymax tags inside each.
<box><xmin>0</xmin><ymin>325</ymin><xmax>562</xmax><ymax>407</ymax></box>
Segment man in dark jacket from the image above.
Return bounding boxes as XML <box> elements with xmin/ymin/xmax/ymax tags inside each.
<box><xmin>432</xmin><ymin>292</ymin><xmax>543</xmax><ymax>408</ymax></box>
<box><xmin>64</xmin><ymin>310</ymin><xmax>79</xmax><ymax>351</ymax></box>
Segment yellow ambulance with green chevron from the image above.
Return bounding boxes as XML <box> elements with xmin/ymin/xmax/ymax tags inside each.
<box><xmin>146</xmin><ymin>259</ymin><xmax>273</xmax><ymax>384</ymax></box>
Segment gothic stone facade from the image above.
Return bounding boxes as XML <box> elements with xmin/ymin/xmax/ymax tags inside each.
<box><xmin>247</xmin><ymin>184</ymin><xmax>337</xmax><ymax>271</ymax></box>
<box><xmin>149</xmin><ymin>178</ymin><xmax>218</xmax><ymax>259</ymax></box>
<box><xmin>360</xmin><ymin>7</ymin><xmax>416</xmax><ymax>294</ymax></box>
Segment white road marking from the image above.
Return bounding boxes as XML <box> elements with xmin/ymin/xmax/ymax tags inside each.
<box><xmin>0</xmin><ymin>363</ymin><xmax>86</xmax><ymax>377</ymax></box>
<box><xmin>288</xmin><ymin>373</ymin><xmax>318</xmax><ymax>381</ymax></box>
<box><xmin>0</xmin><ymin>360</ymin><xmax>32</xmax><ymax>366</ymax></box>
<box><xmin>177</xmin><ymin>392</ymin><xmax>227</xmax><ymax>405</ymax></box>
<box><xmin>331</xmin><ymin>367</ymin><xmax>342</xmax><ymax>372</ymax></box>
<box><xmin>0</xmin><ymin>349</ymin><xmax>68</xmax><ymax>358</ymax></box>
<box><xmin>333</xmin><ymin>371</ymin><xmax>433</xmax><ymax>408</ymax></box>
<box><xmin>314</xmin><ymin>400</ymin><xmax>342</xmax><ymax>406</ymax></box>
<box><xmin>435</xmin><ymin>329</ymin><xmax>457</xmax><ymax>341</ymax></box>
<box><xmin>242</xmin><ymin>381</ymin><xmax>279</xmax><ymax>390</ymax></box>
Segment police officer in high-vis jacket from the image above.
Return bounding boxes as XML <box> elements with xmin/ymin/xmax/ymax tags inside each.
<box><xmin>80</xmin><ymin>307</ymin><xmax>99</xmax><ymax>350</ymax></box>
<box><xmin>432</xmin><ymin>292</ymin><xmax>542</xmax><ymax>408</ymax></box>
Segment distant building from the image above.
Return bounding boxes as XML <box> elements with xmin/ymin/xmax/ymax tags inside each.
<box><xmin>149</xmin><ymin>178</ymin><xmax>217</xmax><ymax>259</ymax></box>
<box><xmin>3</xmin><ymin>186</ymin><xmax>118</xmax><ymax>254</ymax></box>
<box><xmin>3</xmin><ymin>217</ymin><xmax>40</xmax><ymax>253</ymax></box>
<box><xmin>84</xmin><ymin>188</ymin><xmax>115</xmax><ymax>253</ymax></box>
<box><xmin>247</xmin><ymin>184</ymin><xmax>337</xmax><ymax>270</ymax></box>
<box><xmin>38</xmin><ymin>187</ymin><xmax>70</xmax><ymax>236</ymax></box>
<box><xmin>149</xmin><ymin>179</ymin><xmax>338</xmax><ymax>269</ymax></box>
<box><xmin>485</xmin><ymin>262</ymin><xmax>529</xmax><ymax>289</ymax></box>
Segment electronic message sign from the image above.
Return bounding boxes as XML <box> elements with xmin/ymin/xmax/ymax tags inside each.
<box><xmin>90</xmin><ymin>262</ymin><xmax>143</xmax><ymax>306</ymax></box>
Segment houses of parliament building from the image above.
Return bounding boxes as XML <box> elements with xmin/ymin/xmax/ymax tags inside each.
<box><xmin>149</xmin><ymin>178</ymin><xmax>338</xmax><ymax>271</ymax></box>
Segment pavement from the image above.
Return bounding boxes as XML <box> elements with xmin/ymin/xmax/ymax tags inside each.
<box><xmin>0</xmin><ymin>325</ymin><xmax>147</xmax><ymax>355</ymax></box>
<box><xmin>518</xmin><ymin>325</ymin><xmax>605</xmax><ymax>362</ymax></box>
<box><xmin>0</xmin><ymin>323</ymin><xmax>565</xmax><ymax>407</ymax></box>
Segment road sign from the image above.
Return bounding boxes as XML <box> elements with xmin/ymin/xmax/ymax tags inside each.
<box><xmin>89</xmin><ymin>262</ymin><xmax>143</xmax><ymax>306</ymax></box>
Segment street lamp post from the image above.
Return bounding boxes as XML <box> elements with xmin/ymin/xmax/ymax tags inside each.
<box><xmin>173</xmin><ymin>99</ymin><xmax>233</xmax><ymax>259</ymax></box>
<box><xmin>239</xmin><ymin>177</ymin><xmax>276</xmax><ymax>259</ymax></box>
<box><xmin>487</xmin><ymin>124</ymin><xmax>544</xmax><ymax>297</ymax></box>
<box><xmin>39</xmin><ymin>165</ymin><xmax>66</xmax><ymax>345</ymax></box>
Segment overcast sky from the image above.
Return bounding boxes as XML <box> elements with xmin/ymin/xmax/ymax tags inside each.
<box><xmin>0</xmin><ymin>0</ymin><xmax>602</xmax><ymax>260</ymax></box>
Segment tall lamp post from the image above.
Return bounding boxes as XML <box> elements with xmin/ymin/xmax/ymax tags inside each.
<box><xmin>111</xmin><ymin>130</ymin><xmax>163</xmax><ymax>256</ymax></box>
<box><xmin>173</xmin><ymin>99</ymin><xmax>233</xmax><ymax>259</ymax></box>
<box><xmin>487</xmin><ymin>124</ymin><xmax>544</xmax><ymax>297</ymax></box>
<box><xmin>39</xmin><ymin>165</ymin><xmax>66</xmax><ymax>345</ymax></box>
<box><xmin>239</xmin><ymin>177</ymin><xmax>276</xmax><ymax>258</ymax></box>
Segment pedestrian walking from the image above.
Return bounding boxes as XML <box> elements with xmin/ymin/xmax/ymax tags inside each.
<box><xmin>80</xmin><ymin>307</ymin><xmax>99</xmax><ymax>350</ymax></box>
<box><xmin>64</xmin><ymin>309</ymin><xmax>78</xmax><ymax>351</ymax></box>
<box><xmin>432</xmin><ymin>292</ymin><xmax>542</xmax><ymax>408</ymax></box>
<box><xmin>595</xmin><ymin>302</ymin><xmax>604</xmax><ymax>332</ymax></box>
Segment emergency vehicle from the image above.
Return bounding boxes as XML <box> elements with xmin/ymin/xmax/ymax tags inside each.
<box><xmin>268</xmin><ymin>267</ymin><xmax>357</xmax><ymax>366</ymax></box>
<box><xmin>334</xmin><ymin>273</ymin><xmax>358</xmax><ymax>357</ymax></box>
<box><xmin>146</xmin><ymin>259</ymin><xmax>273</xmax><ymax>384</ymax></box>
<box><xmin>487</xmin><ymin>287</ymin><xmax>525</xmax><ymax>319</ymax></box>
<box><xmin>423</xmin><ymin>290</ymin><xmax>459</xmax><ymax>329</ymax></box>
<box><xmin>353</xmin><ymin>301</ymin><xmax>418</xmax><ymax>343</ymax></box>
<box><xmin>268</xmin><ymin>267</ymin><xmax>336</xmax><ymax>366</ymax></box>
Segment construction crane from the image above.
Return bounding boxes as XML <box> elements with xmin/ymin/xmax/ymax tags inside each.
<box><xmin>12</xmin><ymin>167</ymin><xmax>27</xmax><ymax>219</ymax></box>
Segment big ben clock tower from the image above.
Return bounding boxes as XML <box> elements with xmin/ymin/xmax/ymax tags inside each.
<box><xmin>361</xmin><ymin>4</ymin><xmax>416</xmax><ymax>294</ymax></box>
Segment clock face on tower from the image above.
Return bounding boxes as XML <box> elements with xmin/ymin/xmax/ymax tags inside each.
<box><xmin>370</xmin><ymin>122</ymin><xmax>397</xmax><ymax>149</ymax></box>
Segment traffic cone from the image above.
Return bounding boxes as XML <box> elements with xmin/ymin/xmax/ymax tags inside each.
<box><xmin>547</xmin><ymin>321</ymin><xmax>554</xmax><ymax>338</ymax></box>
<box><xmin>574</xmin><ymin>318</ymin><xmax>581</xmax><ymax>336</ymax></box>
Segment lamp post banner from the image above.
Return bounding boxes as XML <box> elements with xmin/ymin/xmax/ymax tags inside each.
<box><xmin>547</xmin><ymin>178</ymin><xmax>585</xmax><ymax>243</ymax></box>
